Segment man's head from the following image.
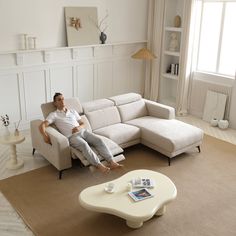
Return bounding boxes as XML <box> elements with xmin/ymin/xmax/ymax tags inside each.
<box><xmin>53</xmin><ymin>92</ymin><xmax>65</xmax><ymax>110</ymax></box>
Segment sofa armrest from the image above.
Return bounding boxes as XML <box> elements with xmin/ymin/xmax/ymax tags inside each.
<box><xmin>30</xmin><ymin>119</ymin><xmax>72</xmax><ymax>171</ymax></box>
<box><xmin>143</xmin><ymin>99</ymin><xmax>175</xmax><ymax>119</ymax></box>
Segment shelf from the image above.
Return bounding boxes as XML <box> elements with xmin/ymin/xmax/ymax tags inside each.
<box><xmin>162</xmin><ymin>73</ymin><xmax>178</xmax><ymax>80</ymax></box>
<box><xmin>165</xmin><ymin>27</ymin><xmax>183</xmax><ymax>32</ymax></box>
<box><xmin>164</xmin><ymin>51</ymin><xmax>180</xmax><ymax>57</ymax></box>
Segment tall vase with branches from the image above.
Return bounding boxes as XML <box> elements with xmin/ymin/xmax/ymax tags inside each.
<box><xmin>90</xmin><ymin>12</ymin><xmax>108</xmax><ymax>44</ymax></box>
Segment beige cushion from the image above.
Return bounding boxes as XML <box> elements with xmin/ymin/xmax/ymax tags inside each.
<box><xmin>82</xmin><ymin>99</ymin><xmax>114</xmax><ymax>113</ymax></box>
<box><xmin>118</xmin><ymin>99</ymin><xmax>148</xmax><ymax>122</ymax></box>
<box><xmin>94</xmin><ymin>123</ymin><xmax>140</xmax><ymax>145</ymax></box>
<box><xmin>109</xmin><ymin>93</ymin><xmax>142</xmax><ymax>106</ymax></box>
<box><xmin>126</xmin><ymin>117</ymin><xmax>203</xmax><ymax>153</ymax></box>
<box><xmin>41</xmin><ymin>98</ymin><xmax>83</xmax><ymax>119</ymax></box>
<box><xmin>86</xmin><ymin>106</ymin><xmax>121</xmax><ymax>130</ymax></box>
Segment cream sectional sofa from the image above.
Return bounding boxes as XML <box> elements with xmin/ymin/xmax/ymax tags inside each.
<box><xmin>31</xmin><ymin>93</ymin><xmax>203</xmax><ymax>178</ymax></box>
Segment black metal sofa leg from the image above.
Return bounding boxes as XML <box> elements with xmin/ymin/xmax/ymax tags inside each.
<box><xmin>32</xmin><ymin>148</ymin><xmax>36</xmax><ymax>155</ymax></box>
<box><xmin>59</xmin><ymin>170</ymin><xmax>63</xmax><ymax>179</ymax></box>
<box><xmin>197</xmin><ymin>146</ymin><xmax>201</xmax><ymax>153</ymax></box>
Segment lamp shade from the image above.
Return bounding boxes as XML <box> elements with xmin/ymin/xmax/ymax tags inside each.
<box><xmin>131</xmin><ymin>48</ymin><xmax>156</xmax><ymax>60</ymax></box>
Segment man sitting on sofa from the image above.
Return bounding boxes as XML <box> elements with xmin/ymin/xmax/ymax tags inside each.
<box><xmin>39</xmin><ymin>92</ymin><xmax>122</xmax><ymax>173</ymax></box>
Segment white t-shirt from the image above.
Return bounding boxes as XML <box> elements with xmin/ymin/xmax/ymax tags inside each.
<box><xmin>46</xmin><ymin>108</ymin><xmax>81</xmax><ymax>137</ymax></box>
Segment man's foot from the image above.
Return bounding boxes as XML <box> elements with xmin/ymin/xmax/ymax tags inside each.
<box><xmin>109</xmin><ymin>160</ymin><xmax>123</xmax><ymax>169</ymax></box>
<box><xmin>97</xmin><ymin>163</ymin><xmax>110</xmax><ymax>173</ymax></box>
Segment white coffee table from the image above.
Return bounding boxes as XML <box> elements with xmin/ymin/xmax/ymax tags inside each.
<box><xmin>79</xmin><ymin>169</ymin><xmax>177</xmax><ymax>228</ymax></box>
<box><xmin>0</xmin><ymin>134</ymin><xmax>25</xmax><ymax>169</ymax></box>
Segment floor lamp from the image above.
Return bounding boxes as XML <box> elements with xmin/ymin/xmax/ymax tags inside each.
<box><xmin>131</xmin><ymin>48</ymin><xmax>156</xmax><ymax>98</ymax></box>
<box><xmin>131</xmin><ymin>48</ymin><xmax>156</xmax><ymax>60</ymax></box>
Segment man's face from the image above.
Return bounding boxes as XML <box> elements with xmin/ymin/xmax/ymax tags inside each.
<box><xmin>54</xmin><ymin>95</ymin><xmax>65</xmax><ymax>110</ymax></box>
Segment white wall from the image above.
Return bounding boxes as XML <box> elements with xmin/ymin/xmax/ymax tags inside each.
<box><xmin>0</xmin><ymin>0</ymin><xmax>148</xmax><ymax>52</ymax></box>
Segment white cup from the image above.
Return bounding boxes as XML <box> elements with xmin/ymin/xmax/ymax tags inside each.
<box><xmin>106</xmin><ymin>182</ymin><xmax>115</xmax><ymax>192</ymax></box>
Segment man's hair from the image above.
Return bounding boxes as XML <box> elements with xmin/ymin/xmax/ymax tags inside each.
<box><xmin>53</xmin><ymin>92</ymin><xmax>62</xmax><ymax>102</ymax></box>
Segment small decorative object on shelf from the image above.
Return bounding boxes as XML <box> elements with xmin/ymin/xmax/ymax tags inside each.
<box><xmin>210</xmin><ymin>118</ymin><xmax>218</xmax><ymax>127</ymax></box>
<box><xmin>28</xmin><ymin>37</ymin><xmax>37</xmax><ymax>49</ymax></box>
<box><xmin>100</xmin><ymin>32</ymin><xmax>107</xmax><ymax>44</ymax></box>
<box><xmin>93</xmin><ymin>11</ymin><xmax>108</xmax><ymax>44</ymax></box>
<box><xmin>174</xmin><ymin>15</ymin><xmax>181</xmax><ymax>27</ymax></box>
<box><xmin>218</xmin><ymin>120</ymin><xmax>229</xmax><ymax>130</ymax></box>
<box><xmin>169</xmin><ymin>32</ymin><xmax>179</xmax><ymax>52</ymax></box>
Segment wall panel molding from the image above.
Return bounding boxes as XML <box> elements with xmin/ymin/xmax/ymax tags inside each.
<box><xmin>0</xmin><ymin>42</ymin><xmax>146</xmax><ymax>132</ymax></box>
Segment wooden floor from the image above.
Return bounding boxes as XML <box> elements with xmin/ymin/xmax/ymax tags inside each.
<box><xmin>0</xmin><ymin>115</ymin><xmax>236</xmax><ymax>236</ymax></box>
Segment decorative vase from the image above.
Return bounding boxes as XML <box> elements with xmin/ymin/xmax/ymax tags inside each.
<box><xmin>218</xmin><ymin>120</ymin><xmax>229</xmax><ymax>130</ymax></box>
<box><xmin>174</xmin><ymin>15</ymin><xmax>181</xmax><ymax>27</ymax></box>
<box><xmin>100</xmin><ymin>32</ymin><xmax>107</xmax><ymax>44</ymax></box>
<box><xmin>210</xmin><ymin>118</ymin><xmax>218</xmax><ymax>127</ymax></box>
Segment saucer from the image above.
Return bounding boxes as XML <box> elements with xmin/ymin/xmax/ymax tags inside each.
<box><xmin>104</xmin><ymin>186</ymin><xmax>115</xmax><ymax>193</ymax></box>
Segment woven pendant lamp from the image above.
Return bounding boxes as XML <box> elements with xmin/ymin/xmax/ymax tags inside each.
<box><xmin>131</xmin><ymin>48</ymin><xmax>156</xmax><ymax>60</ymax></box>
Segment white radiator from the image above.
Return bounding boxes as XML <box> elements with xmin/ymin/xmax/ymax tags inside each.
<box><xmin>190</xmin><ymin>79</ymin><xmax>233</xmax><ymax>119</ymax></box>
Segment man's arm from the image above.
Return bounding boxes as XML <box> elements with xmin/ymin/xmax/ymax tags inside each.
<box><xmin>72</xmin><ymin>119</ymin><xmax>85</xmax><ymax>134</ymax></box>
<box><xmin>39</xmin><ymin>121</ymin><xmax>51</xmax><ymax>144</ymax></box>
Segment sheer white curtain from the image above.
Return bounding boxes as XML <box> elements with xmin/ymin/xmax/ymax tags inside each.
<box><xmin>144</xmin><ymin>0</ymin><xmax>164</xmax><ymax>101</ymax></box>
<box><xmin>176</xmin><ymin>0</ymin><xmax>200</xmax><ymax>116</ymax></box>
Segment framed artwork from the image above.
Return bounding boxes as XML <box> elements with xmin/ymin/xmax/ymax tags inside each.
<box><xmin>65</xmin><ymin>7</ymin><xmax>99</xmax><ymax>46</ymax></box>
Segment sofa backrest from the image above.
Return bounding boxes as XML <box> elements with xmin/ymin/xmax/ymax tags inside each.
<box><xmin>41</xmin><ymin>97</ymin><xmax>83</xmax><ymax>119</ymax></box>
<box><xmin>83</xmin><ymin>98</ymin><xmax>121</xmax><ymax>130</ymax></box>
<box><xmin>109</xmin><ymin>93</ymin><xmax>148</xmax><ymax>122</ymax></box>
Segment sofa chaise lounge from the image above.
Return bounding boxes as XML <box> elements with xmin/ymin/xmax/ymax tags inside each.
<box><xmin>31</xmin><ymin>93</ymin><xmax>203</xmax><ymax>178</ymax></box>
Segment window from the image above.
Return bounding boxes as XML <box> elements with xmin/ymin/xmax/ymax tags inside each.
<box><xmin>197</xmin><ymin>0</ymin><xmax>236</xmax><ymax>77</ymax></box>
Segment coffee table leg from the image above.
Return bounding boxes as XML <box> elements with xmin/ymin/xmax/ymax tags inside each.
<box><xmin>126</xmin><ymin>220</ymin><xmax>143</xmax><ymax>228</ymax></box>
<box><xmin>6</xmin><ymin>144</ymin><xmax>24</xmax><ymax>170</ymax></box>
<box><xmin>156</xmin><ymin>205</ymin><xmax>166</xmax><ymax>216</ymax></box>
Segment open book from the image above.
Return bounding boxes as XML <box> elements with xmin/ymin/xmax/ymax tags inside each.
<box><xmin>128</xmin><ymin>188</ymin><xmax>154</xmax><ymax>202</ymax></box>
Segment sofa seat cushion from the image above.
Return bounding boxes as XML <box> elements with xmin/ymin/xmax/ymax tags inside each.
<box><xmin>126</xmin><ymin>116</ymin><xmax>203</xmax><ymax>153</ymax></box>
<box><xmin>71</xmin><ymin>134</ymin><xmax>123</xmax><ymax>166</ymax></box>
<box><xmin>93</xmin><ymin>123</ymin><xmax>141</xmax><ymax>145</ymax></box>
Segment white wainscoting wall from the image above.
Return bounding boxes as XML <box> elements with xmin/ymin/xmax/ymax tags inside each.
<box><xmin>0</xmin><ymin>42</ymin><xmax>146</xmax><ymax>132</ymax></box>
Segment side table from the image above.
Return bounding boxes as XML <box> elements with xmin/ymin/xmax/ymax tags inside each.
<box><xmin>0</xmin><ymin>134</ymin><xmax>25</xmax><ymax>169</ymax></box>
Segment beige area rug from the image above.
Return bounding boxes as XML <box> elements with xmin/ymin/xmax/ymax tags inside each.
<box><xmin>0</xmin><ymin>135</ymin><xmax>236</xmax><ymax>236</ymax></box>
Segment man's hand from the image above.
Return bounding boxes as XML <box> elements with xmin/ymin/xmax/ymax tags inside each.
<box><xmin>43</xmin><ymin>134</ymin><xmax>51</xmax><ymax>144</ymax></box>
<box><xmin>72</xmin><ymin>126</ymin><xmax>82</xmax><ymax>134</ymax></box>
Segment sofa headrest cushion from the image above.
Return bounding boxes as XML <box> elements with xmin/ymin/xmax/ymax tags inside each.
<box><xmin>82</xmin><ymin>99</ymin><xmax>114</xmax><ymax>113</ymax></box>
<box><xmin>41</xmin><ymin>98</ymin><xmax>83</xmax><ymax>119</ymax></box>
<box><xmin>109</xmin><ymin>93</ymin><xmax>142</xmax><ymax>106</ymax></box>
<box><xmin>118</xmin><ymin>99</ymin><xmax>148</xmax><ymax>122</ymax></box>
<box><xmin>86</xmin><ymin>106</ymin><xmax>121</xmax><ymax>130</ymax></box>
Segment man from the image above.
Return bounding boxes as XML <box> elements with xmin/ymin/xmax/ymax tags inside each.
<box><xmin>39</xmin><ymin>92</ymin><xmax>122</xmax><ymax>173</ymax></box>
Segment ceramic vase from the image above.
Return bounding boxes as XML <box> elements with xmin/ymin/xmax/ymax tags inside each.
<box><xmin>210</xmin><ymin>118</ymin><xmax>218</xmax><ymax>127</ymax></box>
<box><xmin>218</xmin><ymin>120</ymin><xmax>229</xmax><ymax>130</ymax></box>
<box><xmin>100</xmin><ymin>32</ymin><xmax>107</xmax><ymax>44</ymax></box>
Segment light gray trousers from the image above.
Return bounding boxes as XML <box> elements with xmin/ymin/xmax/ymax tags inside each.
<box><xmin>69</xmin><ymin>128</ymin><xmax>113</xmax><ymax>166</ymax></box>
